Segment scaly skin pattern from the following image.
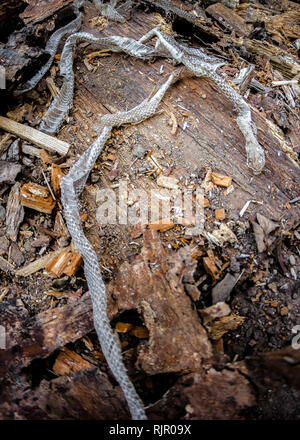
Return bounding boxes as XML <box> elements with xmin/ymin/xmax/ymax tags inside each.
<box><xmin>31</xmin><ymin>14</ymin><xmax>266</xmax><ymax>420</ymax></box>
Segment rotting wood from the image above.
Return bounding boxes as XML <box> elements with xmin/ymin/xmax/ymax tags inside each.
<box><xmin>53</xmin><ymin>347</ymin><xmax>94</xmax><ymax>376</ymax></box>
<box><xmin>19</xmin><ymin>0</ymin><xmax>74</xmax><ymax>25</ymax></box>
<box><xmin>0</xmin><ymin>117</ymin><xmax>69</xmax><ymax>155</ymax></box>
<box><xmin>0</xmin><ymin>292</ymin><xmax>93</xmax><ymax>376</ymax></box>
<box><xmin>107</xmin><ymin>229</ymin><xmax>212</xmax><ymax>375</ymax></box>
<box><xmin>206</xmin><ymin>2</ymin><xmax>250</xmax><ymax>36</ymax></box>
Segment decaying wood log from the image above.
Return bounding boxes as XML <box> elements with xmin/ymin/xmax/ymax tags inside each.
<box><xmin>20</xmin><ymin>0</ymin><xmax>74</xmax><ymax>25</ymax></box>
<box><xmin>107</xmin><ymin>229</ymin><xmax>212</xmax><ymax>374</ymax></box>
<box><xmin>0</xmin><ymin>367</ymin><xmax>131</xmax><ymax>420</ymax></box>
<box><xmin>0</xmin><ymin>292</ymin><xmax>93</xmax><ymax>376</ymax></box>
<box><xmin>206</xmin><ymin>2</ymin><xmax>250</xmax><ymax>36</ymax></box>
<box><xmin>148</xmin><ymin>367</ymin><xmax>255</xmax><ymax>420</ymax></box>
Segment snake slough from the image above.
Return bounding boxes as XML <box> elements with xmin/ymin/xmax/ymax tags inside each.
<box><xmin>16</xmin><ymin>2</ymin><xmax>266</xmax><ymax>420</ymax></box>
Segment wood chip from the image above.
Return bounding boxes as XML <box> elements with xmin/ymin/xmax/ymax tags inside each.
<box><xmin>215</xmin><ymin>208</ymin><xmax>226</xmax><ymax>220</ymax></box>
<box><xmin>206</xmin><ymin>2</ymin><xmax>250</xmax><ymax>36</ymax></box>
<box><xmin>0</xmin><ymin>133</ymin><xmax>14</xmax><ymax>156</ymax></box>
<box><xmin>16</xmin><ymin>247</ymin><xmax>69</xmax><ymax>277</ymax></box>
<box><xmin>39</xmin><ymin>148</ymin><xmax>51</xmax><ymax>166</ymax></box>
<box><xmin>149</xmin><ymin>218</ymin><xmax>174</xmax><ymax>232</ymax></box>
<box><xmin>21</xmin><ymin>182</ymin><xmax>56</xmax><ymax>214</ymax></box>
<box><xmin>0</xmin><ymin>161</ymin><xmax>21</xmax><ymax>183</ymax></box>
<box><xmin>51</xmin><ymin>163</ymin><xmax>65</xmax><ymax>197</ymax></box>
<box><xmin>0</xmin><ymin>255</ymin><xmax>14</xmax><ymax>273</ymax></box>
<box><xmin>115</xmin><ymin>322</ymin><xmax>133</xmax><ymax>333</ymax></box>
<box><xmin>203</xmin><ymin>254</ymin><xmax>221</xmax><ymax>283</ymax></box>
<box><xmin>156</xmin><ymin>175</ymin><xmax>179</xmax><ymax>189</ymax></box>
<box><xmin>209</xmin><ymin>313</ymin><xmax>245</xmax><ymax>340</ymax></box>
<box><xmin>5</xmin><ymin>182</ymin><xmax>24</xmax><ymax>242</ymax></box>
<box><xmin>45</xmin><ymin>250</ymin><xmax>82</xmax><ymax>277</ymax></box>
<box><xmin>53</xmin><ymin>347</ymin><xmax>94</xmax><ymax>376</ymax></box>
<box><xmin>211</xmin><ymin>172</ymin><xmax>232</xmax><ymax>187</ymax></box>
<box><xmin>131</xmin><ymin>326</ymin><xmax>150</xmax><ymax>339</ymax></box>
<box><xmin>0</xmin><ymin>116</ymin><xmax>69</xmax><ymax>155</ymax></box>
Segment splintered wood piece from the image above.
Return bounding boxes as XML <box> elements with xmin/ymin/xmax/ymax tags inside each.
<box><xmin>156</xmin><ymin>175</ymin><xmax>179</xmax><ymax>189</ymax></box>
<box><xmin>107</xmin><ymin>230</ymin><xmax>212</xmax><ymax>374</ymax></box>
<box><xmin>115</xmin><ymin>322</ymin><xmax>133</xmax><ymax>333</ymax></box>
<box><xmin>206</xmin><ymin>2</ymin><xmax>250</xmax><ymax>36</ymax></box>
<box><xmin>131</xmin><ymin>326</ymin><xmax>150</xmax><ymax>339</ymax></box>
<box><xmin>53</xmin><ymin>347</ymin><xmax>94</xmax><ymax>376</ymax></box>
<box><xmin>215</xmin><ymin>208</ymin><xmax>226</xmax><ymax>220</ymax></box>
<box><xmin>203</xmin><ymin>255</ymin><xmax>221</xmax><ymax>283</ymax></box>
<box><xmin>5</xmin><ymin>182</ymin><xmax>24</xmax><ymax>242</ymax></box>
<box><xmin>0</xmin><ymin>255</ymin><xmax>14</xmax><ymax>273</ymax></box>
<box><xmin>0</xmin><ymin>116</ymin><xmax>69</xmax><ymax>155</ymax></box>
<box><xmin>16</xmin><ymin>247</ymin><xmax>69</xmax><ymax>277</ymax></box>
<box><xmin>149</xmin><ymin>219</ymin><xmax>174</xmax><ymax>232</ymax></box>
<box><xmin>0</xmin><ymin>292</ymin><xmax>93</xmax><ymax>375</ymax></box>
<box><xmin>51</xmin><ymin>163</ymin><xmax>65</xmax><ymax>197</ymax></box>
<box><xmin>39</xmin><ymin>148</ymin><xmax>51</xmax><ymax>166</ymax></box>
<box><xmin>211</xmin><ymin>172</ymin><xmax>232</xmax><ymax>188</ymax></box>
<box><xmin>0</xmin><ymin>133</ymin><xmax>14</xmax><ymax>156</ymax></box>
<box><xmin>45</xmin><ymin>250</ymin><xmax>82</xmax><ymax>277</ymax></box>
<box><xmin>21</xmin><ymin>182</ymin><xmax>56</xmax><ymax>214</ymax></box>
<box><xmin>209</xmin><ymin>313</ymin><xmax>245</xmax><ymax>340</ymax></box>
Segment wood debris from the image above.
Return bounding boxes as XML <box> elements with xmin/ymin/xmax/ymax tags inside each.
<box><xmin>211</xmin><ymin>172</ymin><xmax>232</xmax><ymax>188</ymax></box>
<box><xmin>0</xmin><ymin>161</ymin><xmax>21</xmax><ymax>183</ymax></box>
<box><xmin>115</xmin><ymin>322</ymin><xmax>133</xmax><ymax>333</ymax></box>
<box><xmin>21</xmin><ymin>182</ymin><xmax>56</xmax><ymax>214</ymax></box>
<box><xmin>5</xmin><ymin>182</ymin><xmax>24</xmax><ymax>242</ymax></box>
<box><xmin>0</xmin><ymin>116</ymin><xmax>69</xmax><ymax>155</ymax></box>
<box><xmin>215</xmin><ymin>208</ymin><xmax>226</xmax><ymax>220</ymax></box>
<box><xmin>45</xmin><ymin>249</ymin><xmax>82</xmax><ymax>278</ymax></box>
<box><xmin>53</xmin><ymin>347</ymin><xmax>94</xmax><ymax>376</ymax></box>
<box><xmin>51</xmin><ymin>163</ymin><xmax>65</xmax><ymax>197</ymax></box>
<box><xmin>156</xmin><ymin>175</ymin><xmax>179</xmax><ymax>189</ymax></box>
<box><xmin>149</xmin><ymin>218</ymin><xmax>174</xmax><ymax>232</ymax></box>
<box><xmin>208</xmin><ymin>313</ymin><xmax>245</xmax><ymax>340</ymax></box>
<box><xmin>206</xmin><ymin>2</ymin><xmax>250</xmax><ymax>36</ymax></box>
<box><xmin>16</xmin><ymin>247</ymin><xmax>69</xmax><ymax>277</ymax></box>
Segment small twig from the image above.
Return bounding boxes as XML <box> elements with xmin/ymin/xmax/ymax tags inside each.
<box><xmin>41</xmin><ymin>169</ymin><xmax>56</xmax><ymax>201</ymax></box>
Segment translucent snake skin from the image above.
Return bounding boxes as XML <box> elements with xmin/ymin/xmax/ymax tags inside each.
<box><xmin>17</xmin><ymin>1</ymin><xmax>266</xmax><ymax>420</ymax></box>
